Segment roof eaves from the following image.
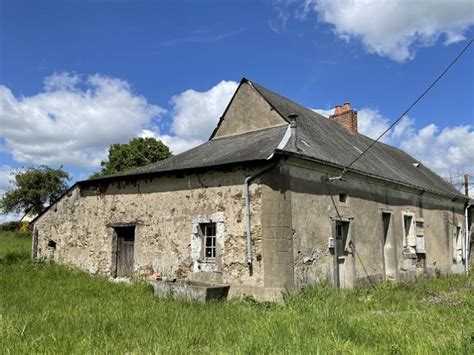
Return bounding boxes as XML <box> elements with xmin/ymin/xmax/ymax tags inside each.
<box><xmin>82</xmin><ymin>157</ymin><xmax>279</xmax><ymax>184</ymax></box>
<box><xmin>275</xmin><ymin>149</ymin><xmax>467</xmax><ymax>201</ymax></box>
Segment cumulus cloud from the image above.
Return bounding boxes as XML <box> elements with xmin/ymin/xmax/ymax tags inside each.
<box><xmin>316</xmin><ymin>106</ymin><xmax>474</xmax><ymax>191</ymax></box>
<box><xmin>296</xmin><ymin>0</ymin><xmax>474</xmax><ymax>61</ymax></box>
<box><xmin>141</xmin><ymin>80</ymin><xmax>239</xmax><ymax>154</ymax></box>
<box><xmin>1</xmin><ymin>73</ymin><xmax>239</xmax><ymax>172</ymax></box>
<box><xmin>0</xmin><ymin>73</ymin><xmax>165</xmax><ymax>169</ymax></box>
<box><xmin>171</xmin><ymin>81</ymin><xmax>239</xmax><ymax>141</ymax></box>
<box><xmin>399</xmin><ymin>123</ymin><xmax>474</xmax><ymax>176</ymax></box>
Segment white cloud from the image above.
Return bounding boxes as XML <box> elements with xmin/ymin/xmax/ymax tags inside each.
<box><xmin>301</xmin><ymin>0</ymin><xmax>474</xmax><ymax>61</ymax></box>
<box><xmin>1</xmin><ymin>74</ymin><xmax>239</xmax><ymax>170</ymax></box>
<box><xmin>171</xmin><ymin>81</ymin><xmax>239</xmax><ymax>141</ymax></box>
<box><xmin>43</xmin><ymin>72</ymin><xmax>81</xmax><ymax>91</ymax></box>
<box><xmin>399</xmin><ymin>123</ymin><xmax>474</xmax><ymax>177</ymax></box>
<box><xmin>316</xmin><ymin>105</ymin><xmax>474</xmax><ymax>193</ymax></box>
<box><xmin>0</xmin><ymin>73</ymin><xmax>165</xmax><ymax>169</ymax></box>
<box><xmin>150</xmin><ymin>80</ymin><xmax>238</xmax><ymax>154</ymax></box>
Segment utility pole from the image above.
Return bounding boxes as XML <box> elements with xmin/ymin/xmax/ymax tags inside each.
<box><xmin>464</xmin><ymin>173</ymin><xmax>469</xmax><ymax>197</ymax></box>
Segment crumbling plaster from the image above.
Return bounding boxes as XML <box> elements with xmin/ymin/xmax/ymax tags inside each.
<box><xmin>285</xmin><ymin>157</ymin><xmax>466</xmax><ymax>289</ymax></box>
<box><xmin>34</xmin><ymin>168</ymin><xmax>270</xmax><ymax>297</ymax></box>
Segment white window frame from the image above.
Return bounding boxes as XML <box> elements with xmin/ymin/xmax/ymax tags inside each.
<box><xmin>401</xmin><ymin>211</ymin><xmax>416</xmax><ymax>252</ymax></box>
<box><xmin>191</xmin><ymin>212</ymin><xmax>224</xmax><ymax>273</ymax></box>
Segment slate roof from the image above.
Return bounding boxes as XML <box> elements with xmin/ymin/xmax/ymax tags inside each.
<box><xmin>249</xmin><ymin>80</ymin><xmax>464</xmax><ymax>198</ymax></box>
<box><xmin>88</xmin><ymin>125</ymin><xmax>288</xmax><ymax>180</ymax></box>
<box><xmin>87</xmin><ymin>78</ymin><xmax>464</xmax><ymax>199</ymax></box>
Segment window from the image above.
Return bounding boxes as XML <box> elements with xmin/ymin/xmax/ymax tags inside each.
<box><xmin>191</xmin><ymin>213</ymin><xmax>224</xmax><ymax>273</ymax></box>
<box><xmin>339</xmin><ymin>193</ymin><xmax>348</xmax><ymax>203</ymax></box>
<box><xmin>334</xmin><ymin>220</ymin><xmax>350</xmax><ymax>253</ymax></box>
<box><xmin>402</xmin><ymin>212</ymin><xmax>417</xmax><ymax>258</ymax></box>
<box><xmin>201</xmin><ymin>223</ymin><xmax>217</xmax><ymax>259</ymax></box>
<box><xmin>47</xmin><ymin>240</ymin><xmax>57</xmax><ymax>249</ymax></box>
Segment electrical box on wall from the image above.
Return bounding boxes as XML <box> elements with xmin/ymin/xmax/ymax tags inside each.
<box><xmin>328</xmin><ymin>237</ymin><xmax>335</xmax><ymax>249</ymax></box>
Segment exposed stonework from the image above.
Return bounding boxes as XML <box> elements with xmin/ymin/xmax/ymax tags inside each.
<box><xmin>34</xmin><ymin>168</ymin><xmax>272</xmax><ymax>298</ymax></box>
<box><xmin>33</xmin><ymin>158</ymin><xmax>467</xmax><ymax>300</ymax></box>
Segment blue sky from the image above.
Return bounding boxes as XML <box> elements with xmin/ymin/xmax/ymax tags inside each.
<box><xmin>1</xmin><ymin>0</ymin><xmax>473</xmax><ymax>219</ymax></box>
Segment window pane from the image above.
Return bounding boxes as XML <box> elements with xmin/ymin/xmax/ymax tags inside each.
<box><xmin>206</xmin><ymin>236</ymin><xmax>213</xmax><ymax>247</ymax></box>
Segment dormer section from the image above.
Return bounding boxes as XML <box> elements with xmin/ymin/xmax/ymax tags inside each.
<box><xmin>211</xmin><ymin>80</ymin><xmax>287</xmax><ymax>139</ymax></box>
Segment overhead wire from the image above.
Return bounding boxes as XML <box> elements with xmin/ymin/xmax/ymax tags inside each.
<box><xmin>332</xmin><ymin>39</ymin><xmax>473</xmax><ymax>181</ymax></box>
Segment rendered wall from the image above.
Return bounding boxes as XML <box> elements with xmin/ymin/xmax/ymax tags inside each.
<box><xmin>286</xmin><ymin>158</ymin><xmax>466</xmax><ymax>290</ymax></box>
<box><xmin>213</xmin><ymin>82</ymin><xmax>286</xmax><ymax>139</ymax></box>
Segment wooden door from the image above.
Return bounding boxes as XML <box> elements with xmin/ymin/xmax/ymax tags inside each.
<box><xmin>115</xmin><ymin>226</ymin><xmax>135</xmax><ymax>277</ymax></box>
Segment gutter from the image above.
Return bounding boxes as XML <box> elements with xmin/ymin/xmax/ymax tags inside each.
<box><xmin>244</xmin><ymin>162</ymin><xmax>279</xmax><ymax>273</ymax></box>
<box><xmin>273</xmin><ymin>149</ymin><xmax>468</xmax><ymax>202</ymax></box>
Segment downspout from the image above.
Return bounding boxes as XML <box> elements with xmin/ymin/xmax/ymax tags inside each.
<box><xmin>465</xmin><ymin>202</ymin><xmax>471</xmax><ymax>274</ymax></box>
<box><xmin>244</xmin><ymin>162</ymin><xmax>279</xmax><ymax>273</ymax></box>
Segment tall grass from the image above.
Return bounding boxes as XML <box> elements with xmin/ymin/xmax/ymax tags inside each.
<box><xmin>1</xmin><ymin>231</ymin><xmax>473</xmax><ymax>353</ymax></box>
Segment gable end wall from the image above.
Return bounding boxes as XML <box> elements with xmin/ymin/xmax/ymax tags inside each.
<box><xmin>213</xmin><ymin>82</ymin><xmax>287</xmax><ymax>139</ymax></box>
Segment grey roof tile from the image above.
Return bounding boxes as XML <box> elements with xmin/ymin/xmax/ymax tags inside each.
<box><xmin>88</xmin><ymin>125</ymin><xmax>287</xmax><ymax>181</ymax></box>
<box><xmin>87</xmin><ymin>78</ymin><xmax>464</xmax><ymax>199</ymax></box>
<box><xmin>250</xmin><ymin>80</ymin><xmax>464</xmax><ymax>198</ymax></box>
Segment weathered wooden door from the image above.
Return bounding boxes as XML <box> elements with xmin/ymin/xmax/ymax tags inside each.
<box><xmin>115</xmin><ymin>226</ymin><xmax>135</xmax><ymax>277</ymax></box>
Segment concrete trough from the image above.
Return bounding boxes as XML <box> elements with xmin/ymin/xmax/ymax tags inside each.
<box><xmin>149</xmin><ymin>280</ymin><xmax>230</xmax><ymax>303</ymax></box>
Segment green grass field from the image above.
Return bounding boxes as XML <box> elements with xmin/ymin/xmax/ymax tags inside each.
<box><xmin>1</xmin><ymin>232</ymin><xmax>473</xmax><ymax>354</ymax></box>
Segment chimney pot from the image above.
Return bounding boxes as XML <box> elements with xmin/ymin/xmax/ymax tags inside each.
<box><xmin>329</xmin><ymin>102</ymin><xmax>358</xmax><ymax>135</ymax></box>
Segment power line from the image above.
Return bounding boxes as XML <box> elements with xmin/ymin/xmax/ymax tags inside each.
<box><xmin>333</xmin><ymin>39</ymin><xmax>473</xmax><ymax>180</ymax></box>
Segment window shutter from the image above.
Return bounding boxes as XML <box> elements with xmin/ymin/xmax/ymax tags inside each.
<box><xmin>452</xmin><ymin>227</ymin><xmax>457</xmax><ymax>261</ymax></box>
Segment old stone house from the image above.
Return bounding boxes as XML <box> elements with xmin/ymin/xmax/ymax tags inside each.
<box><xmin>33</xmin><ymin>78</ymin><xmax>471</xmax><ymax>300</ymax></box>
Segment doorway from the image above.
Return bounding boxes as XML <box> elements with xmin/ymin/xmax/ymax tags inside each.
<box><xmin>335</xmin><ymin>220</ymin><xmax>350</xmax><ymax>288</ymax></box>
<box><xmin>381</xmin><ymin>212</ymin><xmax>397</xmax><ymax>280</ymax></box>
<box><xmin>114</xmin><ymin>226</ymin><xmax>135</xmax><ymax>277</ymax></box>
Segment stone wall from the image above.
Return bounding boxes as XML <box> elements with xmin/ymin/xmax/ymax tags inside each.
<box><xmin>33</xmin><ymin>157</ymin><xmax>467</xmax><ymax>300</ymax></box>
<box><xmin>33</xmin><ymin>167</ymin><xmax>270</xmax><ymax>298</ymax></box>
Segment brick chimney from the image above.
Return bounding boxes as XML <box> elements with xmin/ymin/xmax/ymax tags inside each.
<box><xmin>329</xmin><ymin>102</ymin><xmax>358</xmax><ymax>135</ymax></box>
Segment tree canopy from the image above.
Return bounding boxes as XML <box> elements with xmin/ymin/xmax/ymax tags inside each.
<box><xmin>0</xmin><ymin>166</ymin><xmax>70</xmax><ymax>216</ymax></box>
<box><xmin>92</xmin><ymin>137</ymin><xmax>172</xmax><ymax>178</ymax></box>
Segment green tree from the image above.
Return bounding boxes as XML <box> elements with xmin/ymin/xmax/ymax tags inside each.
<box><xmin>0</xmin><ymin>166</ymin><xmax>70</xmax><ymax>216</ymax></box>
<box><xmin>92</xmin><ymin>137</ymin><xmax>172</xmax><ymax>178</ymax></box>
